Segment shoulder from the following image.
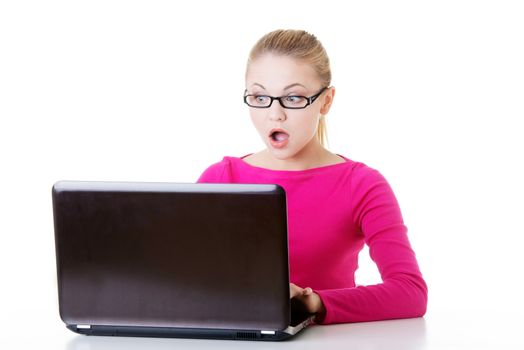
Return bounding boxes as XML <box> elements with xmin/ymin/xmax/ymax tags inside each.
<box><xmin>346</xmin><ymin>160</ymin><xmax>399</xmax><ymax>205</ymax></box>
<box><xmin>347</xmin><ymin>159</ymin><xmax>389</xmax><ymax>184</ymax></box>
<box><xmin>196</xmin><ymin>157</ymin><xmax>228</xmax><ymax>183</ymax></box>
<box><xmin>335</xmin><ymin>157</ymin><xmax>383</xmax><ymax>187</ymax></box>
<box><xmin>196</xmin><ymin>156</ymin><xmax>238</xmax><ymax>183</ymax></box>
<box><xmin>348</xmin><ymin>160</ymin><xmax>404</xmax><ymax>224</ymax></box>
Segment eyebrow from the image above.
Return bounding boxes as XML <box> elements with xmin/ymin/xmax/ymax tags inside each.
<box><xmin>250</xmin><ymin>83</ymin><xmax>308</xmax><ymax>91</ymax></box>
<box><xmin>283</xmin><ymin>83</ymin><xmax>307</xmax><ymax>90</ymax></box>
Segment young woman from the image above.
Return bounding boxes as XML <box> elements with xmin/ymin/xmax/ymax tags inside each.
<box><xmin>197</xmin><ymin>29</ymin><xmax>427</xmax><ymax>325</ymax></box>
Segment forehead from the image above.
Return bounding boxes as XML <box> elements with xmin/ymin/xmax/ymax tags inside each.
<box><xmin>246</xmin><ymin>53</ymin><xmax>319</xmax><ymax>91</ymax></box>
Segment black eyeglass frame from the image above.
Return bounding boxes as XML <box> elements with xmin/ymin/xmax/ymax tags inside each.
<box><xmin>243</xmin><ymin>86</ymin><xmax>329</xmax><ymax>109</ymax></box>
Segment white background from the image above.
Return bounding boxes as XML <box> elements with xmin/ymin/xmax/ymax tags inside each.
<box><xmin>1</xmin><ymin>1</ymin><xmax>523</xmax><ymax>348</ymax></box>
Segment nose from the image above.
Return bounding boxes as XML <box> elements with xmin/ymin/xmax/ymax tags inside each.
<box><xmin>268</xmin><ymin>100</ymin><xmax>287</xmax><ymax>122</ymax></box>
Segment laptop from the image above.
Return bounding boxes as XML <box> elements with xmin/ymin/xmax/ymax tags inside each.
<box><xmin>52</xmin><ymin>180</ymin><xmax>315</xmax><ymax>341</ymax></box>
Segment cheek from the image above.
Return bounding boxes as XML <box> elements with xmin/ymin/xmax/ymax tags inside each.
<box><xmin>249</xmin><ymin>113</ymin><xmax>266</xmax><ymax>134</ymax></box>
<box><xmin>290</xmin><ymin>113</ymin><xmax>320</xmax><ymax>136</ymax></box>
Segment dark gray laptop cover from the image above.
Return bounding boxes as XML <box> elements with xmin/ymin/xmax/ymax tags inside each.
<box><xmin>52</xmin><ymin>181</ymin><xmax>314</xmax><ymax>341</ymax></box>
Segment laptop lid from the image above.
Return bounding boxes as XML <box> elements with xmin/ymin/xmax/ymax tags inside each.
<box><xmin>52</xmin><ymin>181</ymin><xmax>313</xmax><ymax>340</ymax></box>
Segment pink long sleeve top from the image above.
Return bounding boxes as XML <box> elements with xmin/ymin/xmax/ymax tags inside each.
<box><xmin>196</xmin><ymin>153</ymin><xmax>428</xmax><ymax>324</ymax></box>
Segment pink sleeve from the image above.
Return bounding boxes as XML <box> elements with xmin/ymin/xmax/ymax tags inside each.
<box><xmin>315</xmin><ymin>164</ymin><xmax>428</xmax><ymax>324</ymax></box>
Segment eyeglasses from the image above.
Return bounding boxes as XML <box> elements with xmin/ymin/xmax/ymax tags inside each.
<box><xmin>243</xmin><ymin>87</ymin><xmax>328</xmax><ymax>109</ymax></box>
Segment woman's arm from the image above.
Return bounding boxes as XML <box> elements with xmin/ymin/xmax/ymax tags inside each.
<box><xmin>314</xmin><ymin>164</ymin><xmax>428</xmax><ymax>324</ymax></box>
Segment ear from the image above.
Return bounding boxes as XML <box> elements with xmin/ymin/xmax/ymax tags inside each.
<box><xmin>319</xmin><ymin>86</ymin><xmax>335</xmax><ymax>115</ymax></box>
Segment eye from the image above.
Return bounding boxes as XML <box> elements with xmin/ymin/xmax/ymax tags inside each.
<box><xmin>255</xmin><ymin>95</ymin><xmax>268</xmax><ymax>103</ymax></box>
<box><xmin>285</xmin><ymin>96</ymin><xmax>306</xmax><ymax>104</ymax></box>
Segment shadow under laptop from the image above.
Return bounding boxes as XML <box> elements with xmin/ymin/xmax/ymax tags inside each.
<box><xmin>65</xmin><ymin>317</ymin><xmax>427</xmax><ymax>350</ymax></box>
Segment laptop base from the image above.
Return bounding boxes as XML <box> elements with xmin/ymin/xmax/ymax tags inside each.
<box><xmin>67</xmin><ymin>317</ymin><xmax>314</xmax><ymax>341</ymax></box>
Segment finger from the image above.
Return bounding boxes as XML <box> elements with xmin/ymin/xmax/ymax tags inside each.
<box><xmin>289</xmin><ymin>283</ymin><xmax>301</xmax><ymax>298</ymax></box>
<box><xmin>289</xmin><ymin>283</ymin><xmax>305</xmax><ymax>299</ymax></box>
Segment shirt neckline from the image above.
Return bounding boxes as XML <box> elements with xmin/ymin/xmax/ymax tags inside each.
<box><xmin>227</xmin><ymin>153</ymin><xmax>352</xmax><ymax>176</ymax></box>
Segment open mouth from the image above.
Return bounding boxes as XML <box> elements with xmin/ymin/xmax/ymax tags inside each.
<box><xmin>269</xmin><ymin>129</ymin><xmax>290</xmax><ymax>142</ymax></box>
<box><xmin>268</xmin><ymin>129</ymin><xmax>290</xmax><ymax>149</ymax></box>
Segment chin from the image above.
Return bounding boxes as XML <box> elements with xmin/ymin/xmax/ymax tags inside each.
<box><xmin>267</xmin><ymin>148</ymin><xmax>298</xmax><ymax>160</ymax></box>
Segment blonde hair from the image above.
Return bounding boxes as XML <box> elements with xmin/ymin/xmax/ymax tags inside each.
<box><xmin>246</xmin><ymin>29</ymin><xmax>332</xmax><ymax>149</ymax></box>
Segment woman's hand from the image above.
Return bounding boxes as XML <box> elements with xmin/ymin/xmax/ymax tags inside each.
<box><xmin>289</xmin><ymin>282</ymin><xmax>326</xmax><ymax>317</ymax></box>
